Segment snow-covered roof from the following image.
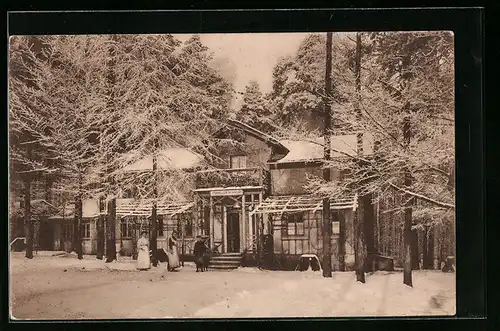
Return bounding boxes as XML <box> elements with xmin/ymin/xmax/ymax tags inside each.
<box><xmin>11</xmin><ymin>199</ymin><xmax>59</xmax><ymax>218</ymax></box>
<box><xmin>122</xmin><ymin>148</ymin><xmax>204</xmax><ymax>172</ymax></box>
<box><xmin>49</xmin><ymin>199</ymin><xmax>100</xmax><ymax>219</ymax></box>
<box><xmin>276</xmin><ymin>134</ymin><xmax>374</xmax><ymax>164</ymax></box>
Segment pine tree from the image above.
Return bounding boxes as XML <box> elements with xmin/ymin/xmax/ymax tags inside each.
<box><xmin>236</xmin><ymin>80</ymin><xmax>272</xmax><ymax>132</ymax></box>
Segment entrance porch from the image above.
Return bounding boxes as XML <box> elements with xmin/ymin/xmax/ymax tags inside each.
<box><xmin>194</xmin><ymin>186</ymin><xmax>264</xmax><ymax>254</ymax></box>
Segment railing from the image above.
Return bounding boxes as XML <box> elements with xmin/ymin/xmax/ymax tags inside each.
<box><xmin>10</xmin><ymin>237</ymin><xmax>26</xmax><ymax>251</ymax></box>
<box><xmin>195</xmin><ymin>167</ymin><xmax>265</xmax><ymax>189</ymax></box>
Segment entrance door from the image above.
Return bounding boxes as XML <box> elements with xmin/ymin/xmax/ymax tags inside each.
<box><xmin>226</xmin><ymin>212</ymin><xmax>240</xmax><ymax>253</ymax></box>
<box><xmin>39</xmin><ymin>220</ymin><xmax>54</xmax><ymax>250</ymax></box>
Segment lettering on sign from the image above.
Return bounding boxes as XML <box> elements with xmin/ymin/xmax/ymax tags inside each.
<box><xmin>210</xmin><ymin>189</ymin><xmax>244</xmax><ymax>197</ymax></box>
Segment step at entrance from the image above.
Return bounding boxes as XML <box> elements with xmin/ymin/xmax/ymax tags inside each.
<box><xmin>208</xmin><ymin>253</ymin><xmax>243</xmax><ymax>270</ymax></box>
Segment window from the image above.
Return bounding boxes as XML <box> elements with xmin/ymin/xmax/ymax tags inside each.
<box><xmin>157</xmin><ymin>216</ymin><xmax>164</xmax><ymax>237</ymax></box>
<box><xmin>81</xmin><ymin>222</ymin><xmax>91</xmax><ymax>239</ymax></box>
<box><xmin>330</xmin><ymin>210</ymin><xmax>341</xmax><ymax>234</ymax></box>
<box><xmin>61</xmin><ymin>224</ymin><xmax>73</xmax><ymax>241</ymax></box>
<box><xmin>230</xmin><ymin>155</ymin><xmax>247</xmax><ymax>169</ymax></box>
<box><xmin>99</xmin><ymin>198</ymin><xmax>106</xmax><ymax>213</ymax></box>
<box><xmin>120</xmin><ymin>220</ymin><xmax>134</xmax><ymax>239</ymax></box>
<box><xmin>177</xmin><ymin>214</ymin><xmax>193</xmax><ymax>237</ymax></box>
<box><xmin>282</xmin><ymin>212</ymin><xmax>305</xmax><ymax>236</ymax></box>
<box><xmin>332</xmin><ymin>221</ymin><xmax>340</xmax><ymax>234</ymax></box>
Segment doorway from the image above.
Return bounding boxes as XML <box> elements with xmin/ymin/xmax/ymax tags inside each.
<box><xmin>39</xmin><ymin>220</ymin><xmax>54</xmax><ymax>250</ymax></box>
<box><xmin>226</xmin><ymin>211</ymin><xmax>240</xmax><ymax>253</ymax></box>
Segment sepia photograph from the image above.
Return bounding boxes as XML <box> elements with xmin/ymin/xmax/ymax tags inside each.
<box><xmin>8</xmin><ymin>31</ymin><xmax>456</xmax><ymax>319</ymax></box>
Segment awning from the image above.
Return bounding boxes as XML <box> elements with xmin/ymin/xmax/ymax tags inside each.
<box><xmin>249</xmin><ymin>194</ymin><xmax>357</xmax><ymax>216</ymax></box>
<box><xmin>116</xmin><ymin>199</ymin><xmax>194</xmax><ymax>218</ymax></box>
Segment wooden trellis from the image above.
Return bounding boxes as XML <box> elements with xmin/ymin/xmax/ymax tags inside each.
<box><xmin>116</xmin><ymin>199</ymin><xmax>194</xmax><ymax>218</ymax></box>
<box><xmin>249</xmin><ymin>194</ymin><xmax>357</xmax><ymax>217</ymax></box>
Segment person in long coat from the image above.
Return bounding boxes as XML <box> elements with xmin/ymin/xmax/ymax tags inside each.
<box><xmin>165</xmin><ymin>230</ymin><xmax>181</xmax><ymax>271</ymax></box>
<box><xmin>136</xmin><ymin>231</ymin><xmax>151</xmax><ymax>271</ymax></box>
<box><xmin>193</xmin><ymin>235</ymin><xmax>208</xmax><ymax>272</ymax></box>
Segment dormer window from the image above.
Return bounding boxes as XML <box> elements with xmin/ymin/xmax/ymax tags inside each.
<box><xmin>230</xmin><ymin>155</ymin><xmax>247</xmax><ymax>169</ymax></box>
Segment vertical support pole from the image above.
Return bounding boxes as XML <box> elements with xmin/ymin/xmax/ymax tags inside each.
<box><xmin>249</xmin><ymin>212</ymin><xmax>254</xmax><ymax>253</ymax></box>
<box><xmin>241</xmin><ymin>194</ymin><xmax>246</xmax><ymax>253</ymax></box>
<box><xmin>209</xmin><ymin>195</ymin><xmax>214</xmax><ymax>249</ymax></box>
<box><xmin>193</xmin><ymin>195</ymin><xmax>198</xmax><ymax>237</ymax></box>
<box><xmin>222</xmin><ymin>205</ymin><xmax>227</xmax><ymax>253</ymax></box>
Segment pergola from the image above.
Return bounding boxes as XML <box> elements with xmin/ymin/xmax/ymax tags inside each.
<box><xmin>116</xmin><ymin>200</ymin><xmax>194</xmax><ymax>218</ymax></box>
<box><xmin>249</xmin><ymin>194</ymin><xmax>358</xmax><ymax>217</ymax></box>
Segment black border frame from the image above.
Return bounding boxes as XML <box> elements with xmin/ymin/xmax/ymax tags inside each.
<box><xmin>4</xmin><ymin>7</ymin><xmax>487</xmax><ymax>330</ymax></box>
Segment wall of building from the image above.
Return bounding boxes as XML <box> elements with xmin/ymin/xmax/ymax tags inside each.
<box><xmin>270</xmin><ymin>166</ymin><xmax>342</xmax><ymax>195</ymax></box>
<box><xmin>270</xmin><ymin>166</ymin><xmax>322</xmax><ymax>195</ymax></box>
<box><xmin>209</xmin><ymin>132</ymin><xmax>272</xmax><ymax>169</ymax></box>
<box><xmin>267</xmin><ymin>209</ymin><xmax>355</xmax><ymax>271</ymax></box>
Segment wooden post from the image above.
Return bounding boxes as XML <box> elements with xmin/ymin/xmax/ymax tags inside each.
<box><xmin>249</xmin><ymin>211</ymin><xmax>254</xmax><ymax>253</ymax></box>
<box><xmin>222</xmin><ymin>205</ymin><xmax>227</xmax><ymax>253</ymax></box>
<box><xmin>209</xmin><ymin>195</ymin><xmax>214</xmax><ymax>249</ymax></box>
<box><xmin>241</xmin><ymin>194</ymin><xmax>246</xmax><ymax>252</ymax></box>
<box><xmin>181</xmin><ymin>215</ymin><xmax>185</xmax><ymax>266</ymax></box>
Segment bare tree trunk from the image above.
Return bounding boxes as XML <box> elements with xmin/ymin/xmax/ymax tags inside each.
<box><xmin>322</xmin><ymin>31</ymin><xmax>333</xmax><ymax>277</ymax></box>
<box><xmin>105</xmin><ymin>198</ymin><xmax>116</xmax><ymax>262</ymax></box>
<box><xmin>423</xmin><ymin>224</ymin><xmax>435</xmax><ymax>269</ymax></box>
<box><xmin>411</xmin><ymin>225</ymin><xmax>419</xmax><ymax>270</ymax></box>
<box><xmin>422</xmin><ymin>225</ymin><xmax>428</xmax><ymax>269</ymax></box>
<box><xmin>96</xmin><ymin>197</ymin><xmax>105</xmax><ymax>260</ymax></box>
<box><xmin>363</xmin><ymin>193</ymin><xmax>376</xmax><ymax>271</ymax></box>
<box><xmin>428</xmin><ymin>226</ymin><xmax>435</xmax><ymax>269</ymax></box>
<box><xmin>354</xmin><ymin>196</ymin><xmax>366</xmax><ymax>283</ymax></box>
<box><xmin>403</xmin><ymin>110</ymin><xmax>413</xmax><ymax>287</ymax></box>
<box><xmin>353</xmin><ymin>32</ymin><xmax>366</xmax><ymax>279</ymax></box>
<box><xmin>150</xmin><ymin>204</ymin><xmax>158</xmax><ymax>267</ymax></box>
<box><xmin>74</xmin><ymin>196</ymin><xmax>83</xmax><ymax>259</ymax></box>
<box><xmin>104</xmin><ymin>34</ymin><xmax>117</xmax><ymax>264</ymax></box>
<box><xmin>258</xmin><ymin>215</ymin><xmax>264</xmax><ymax>269</ymax></box>
<box><xmin>150</xmin><ymin>138</ymin><xmax>158</xmax><ymax>267</ymax></box>
<box><xmin>73</xmin><ymin>172</ymin><xmax>83</xmax><ymax>259</ymax></box>
<box><xmin>24</xmin><ymin>174</ymin><xmax>33</xmax><ymax>259</ymax></box>
<box><xmin>338</xmin><ymin>214</ymin><xmax>346</xmax><ymax>272</ymax></box>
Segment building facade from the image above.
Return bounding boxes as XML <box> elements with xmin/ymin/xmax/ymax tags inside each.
<box><xmin>10</xmin><ymin>119</ymin><xmax>453</xmax><ymax>270</ymax></box>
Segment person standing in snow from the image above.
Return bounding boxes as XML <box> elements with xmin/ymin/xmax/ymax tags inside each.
<box><xmin>136</xmin><ymin>231</ymin><xmax>151</xmax><ymax>271</ymax></box>
<box><xmin>193</xmin><ymin>235</ymin><xmax>208</xmax><ymax>272</ymax></box>
<box><xmin>165</xmin><ymin>231</ymin><xmax>181</xmax><ymax>271</ymax></box>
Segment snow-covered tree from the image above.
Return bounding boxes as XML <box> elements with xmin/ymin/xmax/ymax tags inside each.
<box><xmin>9</xmin><ymin>34</ymin><xmax>235</xmax><ymax>262</ymax></box>
<box><xmin>304</xmin><ymin>31</ymin><xmax>455</xmax><ymax>286</ymax></box>
<box><xmin>267</xmin><ymin>33</ymin><xmax>354</xmax><ymax>133</ymax></box>
<box><xmin>236</xmin><ymin>80</ymin><xmax>273</xmax><ymax>133</ymax></box>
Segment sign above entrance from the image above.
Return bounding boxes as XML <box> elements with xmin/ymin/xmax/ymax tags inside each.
<box><xmin>210</xmin><ymin>189</ymin><xmax>244</xmax><ymax>197</ymax></box>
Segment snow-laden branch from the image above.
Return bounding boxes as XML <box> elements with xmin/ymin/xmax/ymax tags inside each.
<box><xmin>389</xmin><ymin>182</ymin><xmax>454</xmax><ymax>209</ymax></box>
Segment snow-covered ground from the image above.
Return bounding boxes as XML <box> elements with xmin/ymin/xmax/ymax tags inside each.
<box><xmin>193</xmin><ymin>269</ymin><xmax>456</xmax><ymax>318</ymax></box>
<box><xmin>10</xmin><ymin>253</ymin><xmax>455</xmax><ymax>319</ymax></box>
